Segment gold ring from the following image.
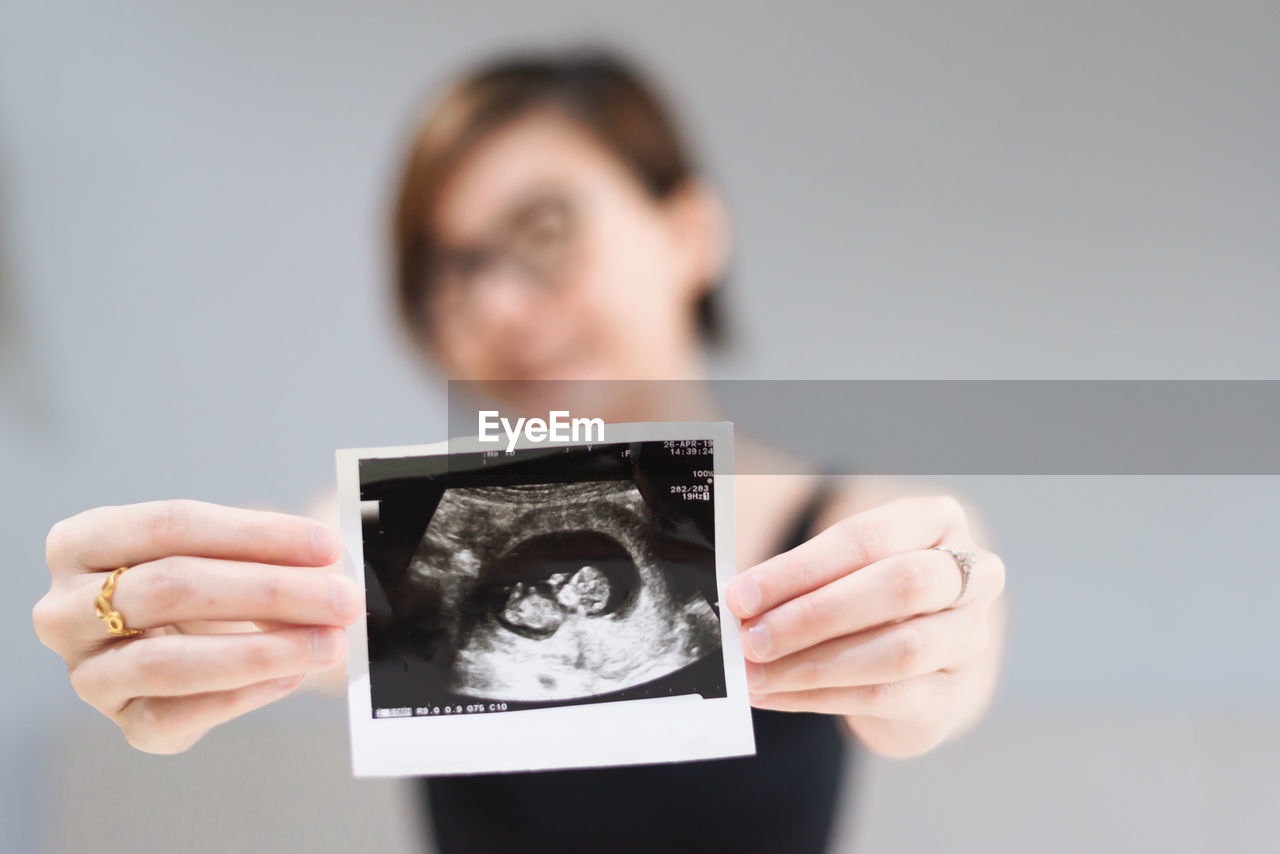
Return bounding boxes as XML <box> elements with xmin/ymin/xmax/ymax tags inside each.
<box><xmin>94</xmin><ymin>566</ymin><xmax>143</xmax><ymax>638</ymax></box>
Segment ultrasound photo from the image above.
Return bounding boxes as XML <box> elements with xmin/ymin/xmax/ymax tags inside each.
<box><xmin>358</xmin><ymin>441</ymin><xmax>727</xmax><ymax>717</ymax></box>
<box><xmin>338</xmin><ymin>423</ymin><xmax>755</xmax><ymax>777</ymax></box>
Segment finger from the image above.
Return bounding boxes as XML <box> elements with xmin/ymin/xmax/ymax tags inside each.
<box><xmin>116</xmin><ymin>673</ymin><xmax>308</xmax><ymax>755</ymax></box>
<box><xmin>46</xmin><ymin>499</ymin><xmax>340</xmax><ymax>576</ymax></box>
<box><xmin>726</xmin><ymin>495</ymin><xmax>969</xmax><ymax>620</ymax></box>
<box><xmin>748</xmin><ymin>670</ymin><xmax>951</xmax><ymax>717</ymax></box>
<box><xmin>744</xmin><ymin>605</ymin><xmax>993</xmax><ymax>693</ymax></box>
<box><xmin>70</xmin><ymin>626</ymin><xmax>344</xmax><ymax>713</ymax></box>
<box><xmin>61</xmin><ymin>557</ymin><xmax>362</xmax><ymax>645</ymax></box>
<box><xmin>740</xmin><ymin>546</ymin><xmax>1004</xmax><ymax>662</ymax></box>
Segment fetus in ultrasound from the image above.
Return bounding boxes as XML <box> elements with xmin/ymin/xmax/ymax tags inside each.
<box><xmin>552</xmin><ymin>565</ymin><xmax>610</xmax><ymax>614</ymax></box>
<box><xmin>497</xmin><ymin>560</ymin><xmax>612</xmax><ymax>638</ymax></box>
<box><xmin>402</xmin><ymin>481</ymin><xmax>720</xmax><ymax>701</ymax></box>
<box><xmin>499</xmin><ymin>581</ymin><xmax>566</xmax><ymax>637</ymax></box>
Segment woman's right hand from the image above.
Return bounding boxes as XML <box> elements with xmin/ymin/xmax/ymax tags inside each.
<box><xmin>32</xmin><ymin>499</ymin><xmax>364</xmax><ymax>754</ymax></box>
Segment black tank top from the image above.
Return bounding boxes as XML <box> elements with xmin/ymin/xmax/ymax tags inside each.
<box><xmin>418</xmin><ymin>481</ymin><xmax>850</xmax><ymax>854</ymax></box>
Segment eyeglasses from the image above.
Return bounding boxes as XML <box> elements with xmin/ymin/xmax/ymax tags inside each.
<box><xmin>421</xmin><ymin>191</ymin><xmax>581</xmax><ymax>326</ymax></box>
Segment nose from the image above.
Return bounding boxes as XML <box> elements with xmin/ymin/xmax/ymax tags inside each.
<box><xmin>467</xmin><ymin>261</ymin><xmax>541</xmax><ymax>338</ymax></box>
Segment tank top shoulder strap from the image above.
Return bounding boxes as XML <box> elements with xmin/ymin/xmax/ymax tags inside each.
<box><xmin>775</xmin><ymin>474</ymin><xmax>840</xmax><ymax>554</ymax></box>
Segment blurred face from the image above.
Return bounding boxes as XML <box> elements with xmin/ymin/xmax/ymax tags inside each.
<box><xmin>419</xmin><ymin>110</ymin><xmax>723</xmax><ymax>412</ymax></box>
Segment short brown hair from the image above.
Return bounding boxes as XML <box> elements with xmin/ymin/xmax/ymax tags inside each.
<box><xmin>390</xmin><ymin>46</ymin><xmax>727</xmax><ymax>348</ymax></box>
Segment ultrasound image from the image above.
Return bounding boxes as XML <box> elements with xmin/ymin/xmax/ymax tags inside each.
<box><xmin>411</xmin><ymin>482</ymin><xmax>719</xmax><ymax>701</ymax></box>
<box><xmin>360</xmin><ymin>443</ymin><xmax>726</xmax><ymax>715</ymax></box>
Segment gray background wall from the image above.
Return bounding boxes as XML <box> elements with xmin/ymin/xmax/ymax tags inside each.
<box><xmin>2</xmin><ymin>2</ymin><xmax>1277</xmax><ymax>852</ymax></box>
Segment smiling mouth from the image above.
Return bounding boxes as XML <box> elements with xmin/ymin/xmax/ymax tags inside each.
<box><xmin>500</xmin><ymin>362</ymin><xmax>571</xmax><ymax>383</ymax></box>
<box><xmin>500</xmin><ymin>337</ymin><xmax>592</xmax><ymax>382</ymax></box>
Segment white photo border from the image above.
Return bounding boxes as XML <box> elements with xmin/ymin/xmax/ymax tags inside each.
<box><xmin>335</xmin><ymin>420</ymin><xmax>756</xmax><ymax>777</ymax></box>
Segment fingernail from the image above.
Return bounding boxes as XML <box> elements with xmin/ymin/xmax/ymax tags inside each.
<box><xmin>276</xmin><ymin>674</ymin><xmax>304</xmax><ymax>689</ymax></box>
<box><xmin>744</xmin><ymin>661</ymin><xmax>766</xmax><ymax>689</ymax></box>
<box><xmin>746</xmin><ymin>623</ymin><xmax>772</xmax><ymax>659</ymax></box>
<box><xmin>736</xmin><ymin>578</ymin><xmax>763</xmax><ymax>615</ymax></box>
<box><xmin>312</xmin><ymin>628</ymin><xmax>341</xmax><ymax>663</ymax></box>
<box><xmin>312</xmin><ymin>525</ymin><xmax>338</xmax><ymax>562</ymax></box>
<box><xmin>332</xmin><ymin>579</ymin><xmax>357</xmax><ymax>616</ymax></box>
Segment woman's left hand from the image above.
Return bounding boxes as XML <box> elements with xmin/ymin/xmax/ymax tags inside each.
<box><xmin>725</xmin><ymin>494</ymin><xmax>1007</xmax><ymax>758</ymax></box>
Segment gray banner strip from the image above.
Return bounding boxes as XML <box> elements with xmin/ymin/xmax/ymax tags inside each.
<box><xmin>447</xmin><ymin>380</ymin><xmax>1280</xmax><ymax>474</ymax></box>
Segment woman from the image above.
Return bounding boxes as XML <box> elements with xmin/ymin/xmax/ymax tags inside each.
<box><xmin>33</xmin><ymin>48</ymin><xmax>1007</xmax><ymax>852</ymax></box>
